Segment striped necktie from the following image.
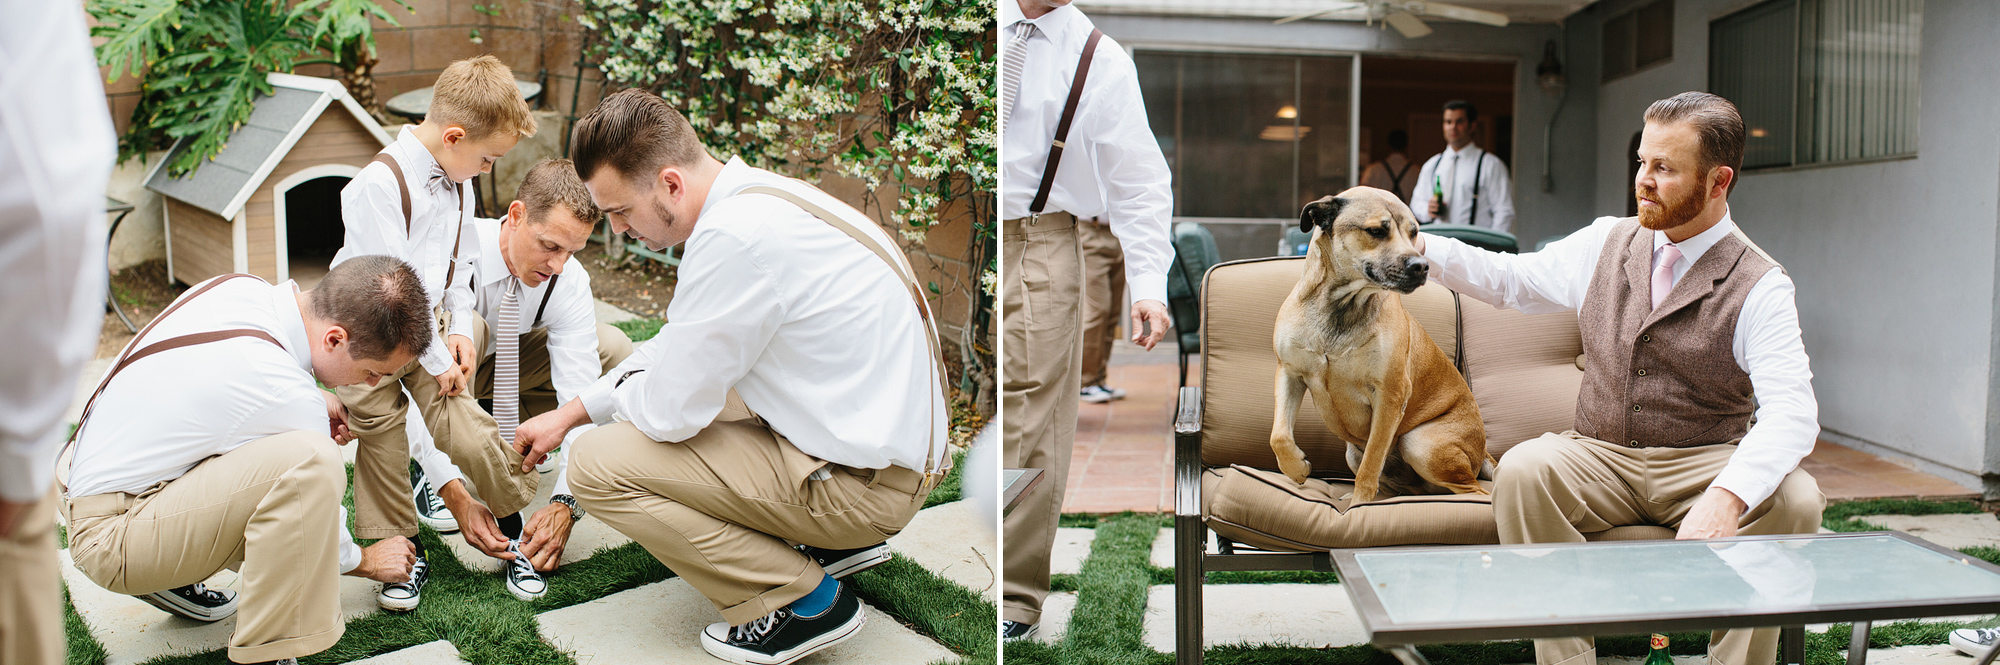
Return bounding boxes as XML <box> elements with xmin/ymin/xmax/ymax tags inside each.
<box><xmin>494</xmin><ymin>277</ymin><xmax>521</xmax><ymax>445</ymax></box>
<box><xmin>999</xmin><ymin>21</ymin><xmax>1036</xmax><ymax>137</ymax></box>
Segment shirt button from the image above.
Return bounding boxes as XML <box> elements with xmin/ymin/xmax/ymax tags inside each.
<box><xmin>1636</xmin><ymin>369</ymin><xmax>1648</xmax><ymax>376</ymax></box>
<box><xmin>1632</xmin><ymin>404</ymin><xmax>1643</xmax><ymax>412</ymax></box>
<box><xmin>1641</xmin><ymin>334</ymin><xmax>1652</xmax><ymax>342</ymax></box>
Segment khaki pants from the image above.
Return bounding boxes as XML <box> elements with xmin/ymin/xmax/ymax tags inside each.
<box><xmin>568</xmin><ymin>399</ymin><xmax>926</xmax><ymax>626</ymax></box>
<box><xmin>1077</xmin><ymin>218</ymin><xmax>1124</xmax><ymax>389</ymax></box>
<box><xmin>1494</xmin><ymin>431</ymin><xmax>1826</xmax><ymax>665</ymax></box>
<box><xmin>470</xmin><ymin>318</ymin><xmax>636</xmax><ymax>414</ymax></box>
<box><xmin>338</xmin><ymin>311</ymin><xmax>536</xmax><ymax>538</ymax></box>
<box><xmin>66</xmin><ymin>431</ymin><xmax>346</xmax><ymax>663</ymax></box>
<box><xmin>2</xmin><ymin>485</ymin><xmax>60</xmax><ymax>665</ymax></box>
<box><xmin>1001</xmin><ymin>213</ymin><xmax>1082</xmax><ymax>625</ymax></box>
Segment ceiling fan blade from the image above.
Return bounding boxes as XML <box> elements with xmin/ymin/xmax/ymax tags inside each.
<box><xmin>1409</xmin><ymin>1</ymin><xmax>1511</xmax><ymax>27</ymax></box>
<box><xmin>1383</xmin><ymin>10</ymin><xmax>1434</xmax><ymax>38</ymax></box>
<box><xmin>1273</xmin><ymin>2</ymin><xmax>1365</xmax><ymax>24</ymax></box>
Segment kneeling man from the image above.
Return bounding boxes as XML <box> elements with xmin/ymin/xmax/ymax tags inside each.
<box><xmin>64</xmin><ymin>256</ymin><xmax>427</xmax><ymax>664</ymax></box>
<box><xmin>515</xmin><ymin>89</ymin><xmax>949</xmax><ymax>665</ymax></box>
<box><xmin>1420</xmin><ymin>92</ymin><xmax>1824</xmax><ymax>665</ymax></box>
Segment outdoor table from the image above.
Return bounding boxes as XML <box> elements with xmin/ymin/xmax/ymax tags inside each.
<box><xmin>1002</xmin><ymin>468</ymin><xmax>1044</xmax><ymax>517</ymax></box>
<box><xmin>384</xmin><ymin>80</ymin><xmax>544</xmax><ymax>123</ymax></box>
<box><xmin>104</xmin><ymin>197</ymin><xmax>137</xmax><ymax>333</ymax></box>
<box><xmin>1330</xmin><ymin>531</ymin><xmax>2000</xmax><ymax>665</ymax></box>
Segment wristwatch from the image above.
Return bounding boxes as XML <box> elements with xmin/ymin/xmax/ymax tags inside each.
<box><xmin>550</xmin><ymin>494</ymin><xmax>584</xmax><ymax>523</ymax></box>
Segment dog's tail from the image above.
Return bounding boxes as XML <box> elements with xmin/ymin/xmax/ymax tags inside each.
<box><xmin>1477</xmin><ymin>457</ymin><xmax>1497</xmax><ymax>481</ymax></box>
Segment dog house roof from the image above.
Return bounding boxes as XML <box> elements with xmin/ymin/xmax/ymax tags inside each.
<box><xmin>144</xmin><ymin>73</ymin><xmax>392</xmax><ymax>220</ymax></box>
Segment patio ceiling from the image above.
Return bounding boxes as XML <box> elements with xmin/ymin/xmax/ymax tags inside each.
<box><xmin>1072</xmin><ymin>0</ymin><xmax>1599</xmax><ymax>25</ymax></box>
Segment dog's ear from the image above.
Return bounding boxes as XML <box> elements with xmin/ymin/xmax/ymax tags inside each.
<box><xmin>1299</xmin><ymin>195</ymin><xmax>1345</xmax><ymax>233</ymax></box>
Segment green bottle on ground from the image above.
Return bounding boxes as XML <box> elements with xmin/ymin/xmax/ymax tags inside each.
<box><xmin>1644</xmin><ymin>633</ymin><xmax>1673</xmax><ymax>665</ymax></box>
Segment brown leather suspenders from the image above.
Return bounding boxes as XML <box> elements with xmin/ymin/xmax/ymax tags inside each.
<box><xmin>370</xmin><ymin>152</ymin><xmax>468</xmax><ymax>290</ymax></box>
<box><xmin>1027</xmin><ymin>28</ymin><xmax>1104</xmax><ymax>224</ymax></box>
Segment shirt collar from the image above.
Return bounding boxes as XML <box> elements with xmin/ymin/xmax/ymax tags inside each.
<box><xmin>699</xmin><ymin>157</ymin><xmax>755</xmax><ymax>218</ymax></box>
<box><xmin>1445</xmin><ymin>143</ymin><xmax>1481</xmax><ymax>159</ymax></box>
<box><xmin>1002</xmin><ymin>2</ymin><xmax>1081</xmax><ymax>41</ymax></box>
<box><xmin>474</xmin><ymin>216</ymin><xmax>512</xmax><ymax>288</ymax></box>
<box><xmin>1653</xmin><ymin>208</ymin><xmax>1736</xmax><ymax>267</ymax></box>
<box><xmin>273</xmin><ymin>280</ymin><xmax>313</xmax><ymax>373</ymax></box>
<box><xmin>392</xmin><ymin>126</ymin><xmax>450</xmax><ymax>191</ymax></box>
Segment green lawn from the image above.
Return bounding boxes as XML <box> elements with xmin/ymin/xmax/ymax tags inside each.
<box><xmin>1012</xmin><ymin>501</ymin><xmax>2000</xmax><ymax>665</ymax></box>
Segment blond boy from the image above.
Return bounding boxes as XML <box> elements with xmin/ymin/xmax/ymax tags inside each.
<box><xmin>333</xmin><ymin>54</ymin><xmax>537</xmax><ymax>611</ymax></box>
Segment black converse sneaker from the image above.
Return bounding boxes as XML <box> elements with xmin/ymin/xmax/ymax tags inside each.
<box><xmin>1001</xmin><ymin>620</ymin><xmax>1038</xmax><ymax>642</ymax></box>
<box><xmin>412</xmin><ymin>468</ymin><xmax>458</xmax><ymax>533</ymax></box>
<box><xmin>1951</xmin><ymin>627</ymin><xmax>2000</xmax><ymax>656</ymax></box>
<box><xmin>135</xmin><ymin>583</ymin><xmax>237</xmax><ymax>622</ymax></box>
<box><xmin>797</xmin><ymin>543</ymin><xmax>891</xmax><ymax>579</ymax></box>
<box><xmin>503</xmin><ymin>540</ymin><xmax>546</xmax><ymax>601</ymax></box>
<box><xmin>699</xmin><ymin>580</ymin><xmax>865</xmax><ymax>665</ymax></box>
<box><xmin>377</xmin><ymin>555</ymin><xmax>428</xmax><ymax>611</ymax></box>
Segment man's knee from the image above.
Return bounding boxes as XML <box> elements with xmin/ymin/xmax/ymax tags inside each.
<box><xmin>262</xmin><ymin>431</ymin><xmax>343</xmax><ymax>499</ymax></box>
<box><xmin>1755</xmin><ymin>470</ymin><xmax>1826</xmax><ymax>533</ymax></box>
<box><xmin>1493</xmin><ymin>435</ymin><xmax>1570</xmax><ymax>493</ymax></box>
<box><xmin>597</xmin><ymin>323</ymin><xmax>634</xmax><ymax>371</ymax></box>
<box><xmin>566</xmin><ymin>425</ymin><xmax>627</xmax><ymax>504</ymax></box>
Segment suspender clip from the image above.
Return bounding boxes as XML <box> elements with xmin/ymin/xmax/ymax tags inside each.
<box><xmin>1027</xmin><ymin>212</ymin><xmax>1040</xmax><ymax>226</ymax></box>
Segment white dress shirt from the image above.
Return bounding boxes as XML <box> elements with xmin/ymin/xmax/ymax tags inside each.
<box><xmin>66</xmin><ymin>277</ymin><xmax>364</xmax><ymax>572</ymax></box>
<box><xmin>1421</xmin><ymin>212</ymin><xmax>1819</xmax><ymax>510</ymax></box>
<box><xmin>0</xmin><ymin>1</ymin><xmax>115</xmax><ymax>502</ymax></box>
<box><xmin>408</xmin><ymin>217</ymin><xmax>602</xmax><ymax>498</ymax></box>
<box><xmin>580</xmin><ymin>158</ymin><xmax>949</xmax><ymax>473</ymax></box>
<box><xmin>998</xmin><ymin>2</ymin><xmax>1174</xmax><ymax>307</ymax></box>
<box><xmin>334</xmin><ymin>127</ymin><xmax>478</xmax><ymax>377</ymax></box>
<box><xmin>1410</xmin><ymin>143</ymin><xmax>1515</xmax><ymax>232</ymax></box>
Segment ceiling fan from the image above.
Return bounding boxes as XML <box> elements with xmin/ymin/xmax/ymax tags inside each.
<box><xmin>1274</xmin><ymin>1</ymin><xmax>1510</xmax><ymax>39</ymax></box>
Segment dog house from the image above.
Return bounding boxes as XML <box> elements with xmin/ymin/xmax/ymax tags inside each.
<box><xmin>146</xmin><ymin>73</ymin><xmax>393</xmax><ymax>287</ymax></box>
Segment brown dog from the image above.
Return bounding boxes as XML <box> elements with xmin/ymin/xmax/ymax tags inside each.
<box><xmin>1269</xmin><ymin>186</ymin><xmax>1491</xmax><ymax>502</ymax></box>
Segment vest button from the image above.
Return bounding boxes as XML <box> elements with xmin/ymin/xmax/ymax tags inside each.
<box><xmin>1629</xmin><ymin>440</ymin><xmax>1641</xmax><ymax>447</ymax></box>
<box><xmin>1641</xmin><ymin>334</ymin><xmax>1652</xmax><ymax>342</ymax></box>
<box><xmin>1632</xmin><ymin>404</ymin><xmax>1642</xmax><ymax>412</ymax></box>
<box><xmin>1637</xmin><ymin>369</ymin><xmax>1648</xmax><ymax>376</ymax></box>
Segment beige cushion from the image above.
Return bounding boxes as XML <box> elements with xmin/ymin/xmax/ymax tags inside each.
<box><xmin>1198</xmin><ymin>257</ymin><xmax>1459</xmax><ymax>475</ymax></box>
<box><xmin>1584</xmin><ymin>525</ymin><xmax>1679</xmax><ymax>541</ymax></box>
<box><xmin>1202</xmin><ymin>466</ymin><xmax>1500</xmax><ymax>550</ymax></box>
<box><xmin>1457</xmin><ymin>297</ymin><xmax>1586</xmax><ymax>460</ymax></box>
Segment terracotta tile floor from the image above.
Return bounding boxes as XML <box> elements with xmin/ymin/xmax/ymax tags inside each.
<box><xmin>1064</xmin><ymin>345</ymin><xmax>1978</xmax><ymax>514</ymax></box>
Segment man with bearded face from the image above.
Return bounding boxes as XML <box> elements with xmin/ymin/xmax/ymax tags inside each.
<box><xmin>1413</xmin><ymin>91</ymin><xmax>1824</xmax><ymax>665</ymax></box>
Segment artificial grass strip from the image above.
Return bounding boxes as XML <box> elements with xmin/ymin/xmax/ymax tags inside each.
<box><xmin>1048</xmin><ymin>513</ymin><xmax>1161</xmax><ymax>665</ymax></box>
<box><xmin>924</xmin><ymin>448</ymin><xmax>968</xmax><ymax>510</ymax></box>
<box><xmin>64</xmin><ymin>583</ymin><xmax>108</xmax><ymax>665</ymax></box>
<box><xmin>1822</xmin><ymin>498</ymin><xmax>1983</xmax><ymax>532</ymax></box>
<box><xmin>848</xmin><ymin>555</ymin><xmax>997</xmax><ymax>665</ymax></box>
<box><xmin>612</xmin><ymin>318</ymin><xmax>664</xmax><ymax>342</ymax></box>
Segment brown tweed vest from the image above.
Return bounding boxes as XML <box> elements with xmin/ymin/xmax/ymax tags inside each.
<box><xmin>1574</xmin><ymin>218</ymin><xmax>1778</xmax><ymax>448</ymax></box>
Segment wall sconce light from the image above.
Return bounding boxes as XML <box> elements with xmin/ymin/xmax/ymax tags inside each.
<box><xmin>1537</xmin><ymin>40</ymin><xmax>1566</xmax><ymax>96</ymax></box>
<box><xmin>1276</xmin><ymin>105</ymin><xmax>1298</xmax><ymax>119</ymax></box>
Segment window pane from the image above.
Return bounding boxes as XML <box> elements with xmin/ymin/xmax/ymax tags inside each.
<box><xmin>1603</xmin><ymin>11</ymin><xmax>1637</xmax><ymax>81</ymax></box>
<box><xmin>1637</xmin><ymin>0</ymin><xmax>1675</xmax><ymax>68</ymax></box>
<box><xmin>1135</xmin><ymin>52</ymin><xmax>1352</xmax><ymax>220</ymax></box>
<box><xmin>1807</xmin><ymin>0</ymin><xmax>1922</xmax><ymax>162</ymax></box>
<box><xmin>1711</xmin><ymin>0</ymin><xmax>1797</xmax><ymax>169</ymax></box>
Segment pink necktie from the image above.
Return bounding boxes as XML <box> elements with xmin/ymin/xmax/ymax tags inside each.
<box><xmin>1651</xmin><ymin>243</ymin><xmax>1683</xmax><ymax>311</ymax></box>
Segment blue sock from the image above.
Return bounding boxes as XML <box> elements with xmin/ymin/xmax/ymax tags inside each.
<box><xmin>789</xmin><ymin>574</ymin><xmax>838</xmax><ymax>617</ymax></box>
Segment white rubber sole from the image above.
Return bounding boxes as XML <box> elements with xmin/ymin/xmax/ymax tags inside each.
<box><xmin>135</xmin><ymin>589</ymin><xmax>237</xmax><ymax>622</ymax></box>
<box><xmin>377</xmin><ymin>589</ymin><xmax>421</xmax><ymax>612</ymax></box>
<box><xmin>417</xmin><ymin>513</ymin><xmax>459</xmax><ymax>534</ymax></box>
<box><xmin>699</xmin><ymin>610</ymin><xmax>865</xmax><ymax>665</ymax></box>
<box><xmin>1951</xmin><ymin>630</ymin><xmax>1995</xmax><ymax>657</ymax></box>
<box><xmin>506</xmin><ymin>577</ymin><xmax>547</xmax><ymax>602</ymax></box>
<box><xmin>821</xmin><ymin>547</ymin><xmax>892</xmax><ymax>579</ymax></box>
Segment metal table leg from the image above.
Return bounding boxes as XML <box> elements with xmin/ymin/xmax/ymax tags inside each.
<box><xmin>104</xmin><ymin>206</ymin><xmax>135</xmax><ymax>333</ymax></box>
<box><xmin>1387</xmin><ymin>644</ymin><xmax>1432</xmax><ymax>665</ymax></box>
<box><xmin>1847</xmin><ymin>620</ymin><xmax>1871</xmax><ymax>665</ymax></box>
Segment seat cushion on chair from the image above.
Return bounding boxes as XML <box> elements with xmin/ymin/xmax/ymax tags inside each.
<box><xmin>1198</xmin><ymin>258</ymin><xmax>1459</xmax><ymax>475</ymax></box>
<box><xmin>1201</xmin><ymin>465</ymin><xmax>1501</xmax><ymax>552</ymax></box>
<box><xmin>1456</xmin><ymin>297</ymin><xmax>1585</xmax><ymax>460</ymax></box>
<box><xmin>1583</xmin><ymin>525</ymin><xmax>1679</xmax><ymax>541</ymax></box>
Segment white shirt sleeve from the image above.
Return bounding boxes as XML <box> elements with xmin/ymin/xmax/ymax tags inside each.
<box><xmin>337</xmin><ymin>168</ymin><xmax>456</xmax><ymax>375</ymax></box>
<box><xmin>337</xmin><ymin>506</ymin><xmax>362</xmax><ymax>574</ymax></box>
<box><xmin>1409</xmin><ymin>156</ymin><xmax>1439</xmax><ymax>224</ymax></box>
<box><xmin>606</xmin><ymin>230</ymin><xmax>785</xmax><ymax>442</ymax></box>
<box><xmin>443</xmin><ymin>195</ymin><xmax>478</xmax><ymax>344</ymax></box>
<box><xmin>1710</xmin><ymin>268</ymin><xmax>1820</xmax><ymax>510</ymax></box>
<box><xmin>1420</xmin><ymin>216</ymin><xmax>1615</xmax><ymax>315</ymax></box>
<box><xmin>1483</xmin><ymin>154</ymin><xmax>1515</xmax><ymax>234</ymax></box>
<box><xmin>0</xmin><ymin>2</ymin><xmax>115</xmax><ymax>502</ymax></box>
<box><xmin>1089</xmin><ymin>55</ymin><xmax>1175</xmax><ymax>308</ymax></box>
<box><xmin>544</xmin><ymin>266</ymin><xmax>603</xmax><ymax>405</ymax></box>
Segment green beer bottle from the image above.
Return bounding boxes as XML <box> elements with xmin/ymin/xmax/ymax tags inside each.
<box><xmin>1644</xmin><ymin>633</ymin><xmax>1673</xmax><ymax>665</ymax></box>
<box><xmin>1430</xmin><ymin>170</ymin><xmax>1447</xmax><ymax>221</ymax></box>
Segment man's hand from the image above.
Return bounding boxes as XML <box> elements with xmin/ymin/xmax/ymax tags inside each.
<box><xmin>347</xmin><ymin>536</ymin><xmax>418</xmax><ymax>583</ymax></box>
<box><xmin>520</xmin><ymin>502</ymin><xmax>575</xmax><ymax>572</ymax></box>
<box><xmin>1427</xmin><ymin>199</ymin><xmax>1442</xmax><ymax>218</ymax></box>
<box><xmin>434</xmin><ymin>364</ymin><xmax>467</xmax><ymax>397</ymax></box>
<box><xmin>0</xmin><ymin>498</ymin><xmax>30</xmax><ymax>540</ymax></box>
<box><xmin>448</xmin><ymin>334</ymin><xmax>478</xmax><ymax>379</ymax></box>
<box><xmin>324</xmin><ymin>392</ymin><xmax>353</xmax><ymax>445</ymax></box>
<box><xmin>437</xmin><ymin>478</ymin><xmax>514</xmax><ymax>559</ymax></box>
<box><xmin>1130</xmin><ymin>299</ymin><xmax>1171</xmax><ymax>351</ymax></box>
<box><xmin>1413</xmin><ymin>230</ymin><xmax>1427</xmax><ymax>254</ymax></box>
<box><xmin>517</xmin><ymin>399</ymin><xmax>590</xmax><ymax>474</ymax></box>
<box><xmin>1676</xmin><ymin>487</ymin><xmax>1749</xmax><ymax>540</ymax></box>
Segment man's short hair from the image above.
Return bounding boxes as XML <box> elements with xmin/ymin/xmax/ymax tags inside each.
<box><xmin>569</xmin><ymin>88</ymin><xmax>712</xmax><ymax>186</ymax></box>
<box><xmin>516</xmin><ymin>159</ymin><xmax>601</xmax><ymax>228</ymax></box>
<box><xmin>311</xmin><ymin>255</ymin><xmax>432</xmax><ymax>361</ymax></box>
<box><xmin>1643</xmin><ymin>91</ymin><xmax>1747</xmax><ymax>193</ymax></box>
<box><xmin>1443</xmin><ymin>99</ymin><xmax>1478</xmax><ymax>124</ymax></box>
<box><xmin>428</xmin><ymin>55</ymin><xmax>538</xmax><ymax>141</ymax></box>
<box><xmin>1387</xmin><ymin>129</ymin><xmax>1408</xmax><ymax>152</ymax></box>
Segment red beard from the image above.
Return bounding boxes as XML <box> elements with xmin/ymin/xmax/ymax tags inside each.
<box><xmin>1636</xmin><ymin>174</ymin><xmax>1709</xmax><ymax>232</ymax></box>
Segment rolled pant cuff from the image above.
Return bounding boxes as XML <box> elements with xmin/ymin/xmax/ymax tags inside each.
<box><xmin>227</xmin><ymin>623</ymin><xmax>343</xmax><ymax>663</ymax></box>
<box><xmin>718</xmin><ymin>565</ymin><xmax>826</xmax><ymax>626</ymax></box>
<box><xmin>1003</xmin><ymin>604</ymin><xmax>1043</xmax><ymax>626</ymax></box>
<box><xmin>352</xmin><ymin>525</ymin><xmax>418</xmax><ymax>539</ymax></box>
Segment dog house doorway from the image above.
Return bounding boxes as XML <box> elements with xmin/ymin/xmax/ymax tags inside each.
<box><xmin>275</xmin><ymin>165</ymin><xmax>358</xmax><ymax>289</ymax></box>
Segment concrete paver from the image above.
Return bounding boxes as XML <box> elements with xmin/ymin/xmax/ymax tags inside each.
<box><xmin>1032</xmin><ymin>592</ymin><xmax>1078</xmax><ymax>644</ymax></box>
<box><xmin>1141</xmin><ymin>583</ymin><xmax>1365</xmax><ymax>652</ymax></box>
<box><xmin>346</xmin><ymin>640</ymin><xmax>463</xmax><ymax>664</ymax></box>
<box><xmin>1052</xmin><ymin>528</ymin><xmax>1095</xmax><ymax>576</ymax></box>
<box><xmin>1150</xmin><ymin>528</ymin><xmax>1216</xmax><ymax>569</ymax></box>
<box><xmin>1856</xmin><ymin>514</ymin><xmax>2000</xmax><ymax>550</ymax></box>
<box><xmin>887</xmin><ymin>500</ymin><xmax>997</xmax><ymax>601</ymax></box>
<box><xmin>536</xmin><ymin>578</ymin><xmax>957</xmax><ymax>664</ymax></box>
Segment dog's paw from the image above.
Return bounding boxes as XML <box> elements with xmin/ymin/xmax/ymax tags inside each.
<box><xmin>1351</xmin><ymin>483</ymin><xmax>1378</xmax><ymax>503</ymax></box>
<box><xmin>1276</xmin><ymin>455</ymin><xmax>1312</xmax><ymax>485</ymax></box>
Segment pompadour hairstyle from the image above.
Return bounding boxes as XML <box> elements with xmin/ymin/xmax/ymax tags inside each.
<box><xmin>1644</xmin><ymin>91</ymin><xmax>1748</xmax><ymax>193</ymax></box>
<box><xmin>569</xmin><ymin>88</ymin><xmax>712</xmax><ymax>186</ymax></box>
<box><xmin>427</xmin><ymin>55</ymin><xmax>538</xmax><ymax>141</ymax></box>
<box><xmin>516</xmin><ymin>158</ymin><xmax>601</xmax><ymax>227</ymax></box>
<box><xmin>310</xmin><ymin>255</ymin><xmax>433</xmax><ymax>361</ymax></box>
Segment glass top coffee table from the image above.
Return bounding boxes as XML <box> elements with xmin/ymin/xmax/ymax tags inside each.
<box><xmin>1330</xmin><ymin>531</ymin><xmax>2000</xmax><ymax>665</ymax></box>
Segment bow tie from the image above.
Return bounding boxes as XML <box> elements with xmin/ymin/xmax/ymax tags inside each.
<box><xmin>427</xmin><ymin>163</ymin><xmax>457</xmax><ymax>196</ymax></box>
